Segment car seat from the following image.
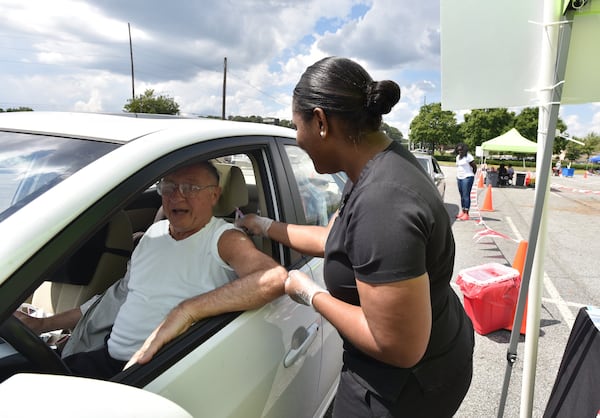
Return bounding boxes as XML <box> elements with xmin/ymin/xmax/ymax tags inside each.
<box><xmin>212</xmin><ymin>163</ymin><xmax>249</xmax><ymax>218</ymax></box>
<box><xmin>32</xmin><ymin>210</ymin><xmax>133</xmax><ymax>315</ymax></box>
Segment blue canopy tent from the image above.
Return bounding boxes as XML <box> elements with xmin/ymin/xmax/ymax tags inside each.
<box><xmin>590</xmin><ymin>155</ymin><xmax>600</xmax><ymax>163</ymax></box>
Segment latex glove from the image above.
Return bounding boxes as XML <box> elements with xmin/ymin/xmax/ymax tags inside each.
<box><xmin>285</xmin><ymin>270</ymin><xmax>329</xmax><ymax>307</ymax></box>
<box><xmin>235</xmin><ymin>213</ymin><xmax>273</xmax><ymax>237</ymax></box>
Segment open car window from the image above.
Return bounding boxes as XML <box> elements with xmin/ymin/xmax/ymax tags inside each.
<box><xmin>283</xmin><ymin>145</ymin><xmax>345</xmax><ymax>226</ymax></box>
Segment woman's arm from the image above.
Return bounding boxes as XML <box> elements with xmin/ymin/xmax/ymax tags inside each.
<box><xmin>469</xmin><ymin>160</ymin><xmax>478</xmax><ymax>174</ymax></box>
<box><xmin>237</xmin><ymin>212</ymin><xmax>337</xmax><ymax>257</ymax></box>
<box><xmin>286</xmin><ymin>271</ymin><xmax>432</xmax><ymax>368</ymax></box>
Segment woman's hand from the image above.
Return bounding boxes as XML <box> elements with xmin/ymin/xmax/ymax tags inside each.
<box><xmin>235</xmin><ymin>213</ymin><xmax>273</xmax><ymax>237</ymax></box>
<box><xmin>284</xmin><ymin>270</ymin><xmax>329</xmax><ymax>306</ymax></box>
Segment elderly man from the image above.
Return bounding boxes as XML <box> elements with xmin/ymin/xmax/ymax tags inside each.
<box><xmin>17</xmin><ymin>161</ymin><xmax>287</xmax><ymax>379</ymax></box>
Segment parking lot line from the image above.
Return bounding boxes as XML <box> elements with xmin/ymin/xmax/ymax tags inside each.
<box><xmin>505</xmin><ymin>216</ymin><xmax>575</xmax><ymax>330</ymax></box>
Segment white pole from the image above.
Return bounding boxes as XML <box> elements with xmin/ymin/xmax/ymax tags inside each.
<box><xmin>519</xmin><ymin>1</ymin><xmax>564</xmax><ymax>416</ymax></box>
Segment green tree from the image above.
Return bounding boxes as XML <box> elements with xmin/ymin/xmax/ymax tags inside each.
<box><xmin>381</xmin><ymin>122</ymin><xmax>403</xmax><ymax>143</ymax></box>
<box><xmin>514</xmin><ymin>107</ymin><xmax>567</xmax><ymax>154</ymax></box>
<box><xmin>580</xmin><ymin>133</ymin><xmax>600</xmax><ymax>160</ymax></box>
<box><xmin>123</xmin><ymin>89</ymin><xmax>180</xmax><ymax>115</ymax></box>
<box><xmin>229</xmin><ymin>115</ymin><xmax>262</xmax><ymax>123</ymax></box>
<box><xmin>513</xmin><ymin>107</ymin><xmax>539</xmax><ymax>141</ymax></box>
<box><xmin>459</xmin><ymin>108</ymin><xmax>515</xmax><ymax>151</ymax></box>
<box><xmin>409</xmin><ymin>103</ymin><xmax>458</xmax><ymax>153</ymax></box>
<box><xmin>564</xmin><ymin>141</ymin><xmax>582</xmax><ymax>162</ymax></box>
<box><xmin>0</xmin><ymin>107</ymin><xmax>34</xmax><ymax>112</ymax></box>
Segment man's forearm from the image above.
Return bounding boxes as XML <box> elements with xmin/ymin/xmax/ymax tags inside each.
<box><xmin>183</xmin><ymin>265</ymin><xmax>287</xmax><ymax>323</ymax></box>
<box><xmin>39</xmin><ymin>308</ymin><xmax>83</xmax><ymax>333</ymax></box>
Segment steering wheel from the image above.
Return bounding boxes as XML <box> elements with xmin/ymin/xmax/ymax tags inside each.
<box><xmin>0</xmin><ymin>315</ymin><xmax>70</xmax><ymax>374</ymax></box>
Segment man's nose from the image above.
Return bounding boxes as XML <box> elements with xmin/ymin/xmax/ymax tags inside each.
<box><xmin>167</xmin><ymin>187</ymin><xmax>186</xmax><ymax>201</ymax></box>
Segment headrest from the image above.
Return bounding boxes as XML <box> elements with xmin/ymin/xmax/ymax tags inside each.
<box><xmin>212</xmin><ymin>163</ymin><xmax>248</xmax><ymax>217</ymax></box>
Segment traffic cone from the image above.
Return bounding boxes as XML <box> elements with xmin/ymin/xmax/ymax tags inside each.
<box><xmin>506</xmin><ymin>240</ymin><xmax>528</xmax><ymax>334</ymax></box>
<box><xmin>525</xmin><ymin>171</ymin><xmax>531</xmax><ymax>186</ymax></box>
<box><xmin>480</xmin><ymin>185</ymin><xmax>494</xmax><ymax>211</ymax></box>
<box><xmin>584</xmin><ymin>170</ymin><xmax>588</xmax><ymax>179</ymax></box>
<box><xmin>477</xmin><ymin>173</ymin><xmax>484</xmax><ymax>189</ymax></box>
<box><xmin>512</xmin><ymin>240</ymin><xmax>528</xmax><ymax>278</ymax></box>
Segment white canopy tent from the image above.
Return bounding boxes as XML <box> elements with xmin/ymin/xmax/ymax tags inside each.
<box><xmin>441</xmin><ymin>1</ymin><xmax>600</xmax><ymax>417</ymax></box>
<box><xmin>481</xmin><ymin>128</ymin><xmax>538</xmax><ymax>168</ymax></box>
<box><xmin>481</xmin><ymin>129</ymin><xmax>538</xmax><ymax>154</ymax></box>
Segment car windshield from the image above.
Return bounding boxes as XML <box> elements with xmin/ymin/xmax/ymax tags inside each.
<box><xmin>415</xmin><ymin>157</ymin><xmax>428</xmax><ymax>172</ymax></box>
<box><xmin>0</xmin><ymin>132</ymin><xmax>118</xmax><ymax>221</ymax></box>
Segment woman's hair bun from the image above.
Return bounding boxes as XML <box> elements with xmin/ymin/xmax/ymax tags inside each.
<box><xmin>365</xmin><ymin>80</ymin><xmax>401</xmax><ymax>115</ymax></box>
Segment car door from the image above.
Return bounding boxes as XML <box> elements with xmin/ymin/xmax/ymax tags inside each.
<box><xmin>276</xmin><ymin>143</ymin><xmax>345</xmax><ymax>411</ymax></box>
<box><xmin>430</xmin><ymin>157</ymin><xmax>446</xmax><ymax>198</ymax></box>
<box><xmin>125</xmin><ymin>138</ymin><xmax>334</xmax><ymax>418</ymax></box>
<box><xmin>0</xmin><ymin>131</ymin><xmax>341</xmax><ymax>418</ymax></box>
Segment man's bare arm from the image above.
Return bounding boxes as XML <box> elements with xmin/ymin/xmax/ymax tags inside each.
<box><xmin>127</xmin><ymin>229</ymin><xmax>287</xmax><ymax>366</ymax></box>
<box><xmin>14</xmin><ymin>307</ymin><xmax>82</xmax><ymax>334</ymax></box>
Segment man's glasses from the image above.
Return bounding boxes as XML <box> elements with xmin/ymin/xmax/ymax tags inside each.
<box><xmin>156</xmin><ymin>180</ymin><xmax>218</xmax><ymax>198</ymax></box>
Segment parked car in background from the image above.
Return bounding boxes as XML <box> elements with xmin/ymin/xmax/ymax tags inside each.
<box><xmin>412</xmin><ymin>152</ymin><xmax>447</xmax><ymax>199</ymax></box>
<box><xmin>0</xmin><ymin>112</ymin><xmax>344</xmax><ymax>417</ymax></box>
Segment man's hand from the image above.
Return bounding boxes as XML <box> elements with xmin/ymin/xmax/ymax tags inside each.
<box><xmin>13</xmin><ymin>310</ymin><xmax>45</xmax><ymax>334</ymax></box>
<box><xmin>125</xmin><ymin>303</ymin><xmax>195</xmax><ymax>369</ymax></box>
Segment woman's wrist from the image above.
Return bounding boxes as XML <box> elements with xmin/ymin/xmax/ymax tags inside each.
<box><xmin>256</xmin><ymin>216</ymin><xmax>274</xmax><ymax>237</ymax></box>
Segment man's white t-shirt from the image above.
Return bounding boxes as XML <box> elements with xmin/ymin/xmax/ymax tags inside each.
<box><xmin>456</xmin><ymin>153</ymin><xmax>475</xmax><ymax>180</ymax></box>
<box><xmin>108</xmin><ymin>217</ymin><xmax>237</xmax><ymax>360</ymax></box>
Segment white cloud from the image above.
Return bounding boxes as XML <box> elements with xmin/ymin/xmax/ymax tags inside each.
<box><xmin>0</xmin><ymin>0</ymin><xmax>598</xmax><ymax>138</ymax></box>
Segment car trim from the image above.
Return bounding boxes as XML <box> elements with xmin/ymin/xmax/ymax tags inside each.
<box><xmin>112</xmin><ymin>311</ymin><xmax>241</xmax><ymax>388</ymax></box>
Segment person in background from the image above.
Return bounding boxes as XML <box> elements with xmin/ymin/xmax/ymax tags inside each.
<box><xmin>498</xmin><ymin>163</ymin><xmax>509</xmax><ymax>187</ymax></box>
<box><xmin>553</xmin><ymin>160</ymin><xmax>562</xmax><ymax>176</ymax></box>
<box><xmin>455</xmin><ymin>143</ymin><xmax>477</xmax><ymax>220</ymax></box>
<box><xmin>237</xmin><ymin>56</ymin><xmax>474</xmax><ymax>418</ymax></box>
<box><xmin>507</xmin><ymin>164</ymin><xmax>515</xmax><ymax>184</ymax></box>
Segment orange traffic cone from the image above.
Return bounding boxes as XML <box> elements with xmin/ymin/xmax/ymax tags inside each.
<box><xmin>584</xmin><ymin>170</ymin><xmax>588</xmax><ymax>179</ymax></box>
<box><xmin>480</xmin><ymin>185</ymin><xmax>494</xmax><ymax>211</ymax></box>
<box><xmin>506</xmin><ymin>240</ymin><xmax>528</xmax><ymax>334</ymax></box>
<box><xmin>512</xmin><ymin>240</ymin><xmax>528</xmax><ymax>277</ymax></box>
<box><xmin>524</xmin><ymin>171</ymin><xmax>532</xmax><ymax>186</ymax></box>
<box><xmin>477</xmin><ymin>173</ymin><xmax>484</xmax><ymax>189</ymax></box>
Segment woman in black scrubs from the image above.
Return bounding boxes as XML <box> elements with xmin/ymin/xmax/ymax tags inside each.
<box><xmin>238</xmin><ymin>56</ymin><xmax>474</xmax><ymax>418</ymax></box>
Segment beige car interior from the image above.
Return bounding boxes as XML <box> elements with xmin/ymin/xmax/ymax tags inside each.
<box><xmin>31</xmin><ymin>210</ymin><xmax>133</xmax><ymax>315</ymax></box>
<box><xmin>30</xmin><ymin>156</ymin><xmax>267</xmax><ymax>316</ymax></box>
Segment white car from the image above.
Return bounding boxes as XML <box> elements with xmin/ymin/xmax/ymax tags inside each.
<box><xmin>412</xmin><ymin>152</ymin><xmax>447</xmax><ymax>199</ymax></box>
<box><xmin>0</xmin><ymin>112</ymin><xmax>344</xmax><ymax>417</ymax></box>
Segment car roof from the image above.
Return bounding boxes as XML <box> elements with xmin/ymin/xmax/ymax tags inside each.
<box><xmin>0</xmin><ymin>111</ymin><xmax>295</xmax><ymax>143</ymax></box>
<box><xmin>0</xmin><ymin>111</ymin><xmax>297</xmax><ymax>283</ymax></box>
<box><xmin>411</xmin><ymin>152</ymin><xmax>434</xmax><ymax>161</ymax></box>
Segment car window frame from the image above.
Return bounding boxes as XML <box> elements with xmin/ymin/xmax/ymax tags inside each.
<box><xmin>0</xmin><ymin>133</ymin><xmax>326</xmax><ymax>388</ymax></box>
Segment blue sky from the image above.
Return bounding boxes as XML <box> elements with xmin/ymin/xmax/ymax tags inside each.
<box><xmin>0</xmin><ymin>0</ymin><xmax>598</xmax><ymax>138</ymax></box>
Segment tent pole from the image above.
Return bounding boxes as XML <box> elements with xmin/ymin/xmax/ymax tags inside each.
<box><xmin>496</xmin><ymin>5</ymin><xmax>572</xmax><ymax>418</ymax></box>
<box><xmin>521</xmin><ymin>12</ymin><xmax>572</xmax><ymax>415</ymax></box>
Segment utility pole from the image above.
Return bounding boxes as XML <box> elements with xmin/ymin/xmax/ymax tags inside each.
<box><xmin>222</xmin><ymin>57</ymin><xmax>227</xmax><ymax>120</ymax></box>
<box><xmin>128</xmin><ymin>23</ymin><xmax>135</xmax><ymax>101</ymax></box>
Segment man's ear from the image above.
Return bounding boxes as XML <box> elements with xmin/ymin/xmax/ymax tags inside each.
<box><xmin>211</xmin><ymin>186</ymin><xmax>222</xmax><ymax>205</ymax></box>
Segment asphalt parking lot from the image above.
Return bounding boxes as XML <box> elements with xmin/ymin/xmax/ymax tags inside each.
<box><xmin>445</xmin><ymin>166</ymin><xmax>600</xmax><ymax>417</ymax></box>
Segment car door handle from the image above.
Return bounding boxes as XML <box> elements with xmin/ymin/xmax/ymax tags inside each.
<box><xmin>283</xmin><ymin>323</ymin><xmax>319</xmax><ymax>368</ymax></box>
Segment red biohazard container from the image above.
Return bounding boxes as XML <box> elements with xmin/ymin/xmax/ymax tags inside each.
<box><xmin>456</xmin><ymin>263</ymin><xmax>521</xmax><ymax>335</ymax></box>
